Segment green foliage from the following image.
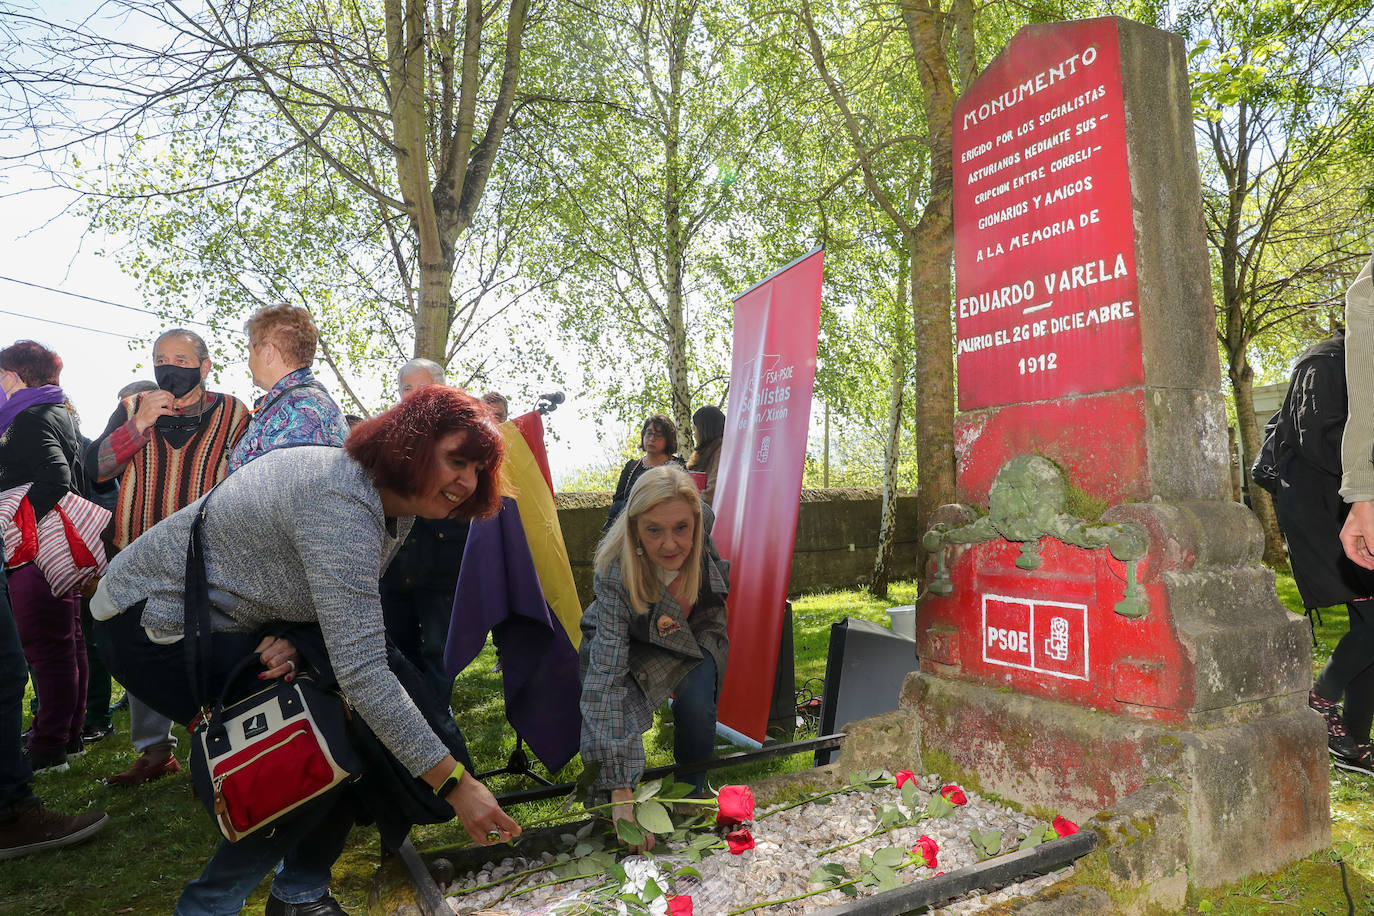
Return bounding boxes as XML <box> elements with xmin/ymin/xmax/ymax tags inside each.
<box><xmin>925</xmin><ymin>793</ymin><xmax>957</xmax><ymax>819</ymax></box>
<box><xmin>9</xmin><ymin>574</ymin><xmax>1374</xmax><ymax>913</ymax></box>
<box><xmin>969</xmin><ymin>828</ymin><xmax>1004</xmax><ymax>859</ymax></box>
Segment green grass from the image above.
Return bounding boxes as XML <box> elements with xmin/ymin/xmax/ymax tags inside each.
<box><xmin>0</xmin><ymin>582</ymin><xmax>918</xmax><ymax>915</ymax></box>
<box><xmin>1</xmin><ymin>574</ymin><xmax>1368</xmax><ymax>915</ymax></box>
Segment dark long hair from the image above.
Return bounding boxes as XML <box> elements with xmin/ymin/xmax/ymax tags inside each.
<box><xmin>641</xmin><ymin>414</ymin><xmax>678</xmax><ymax>456</ymax></box>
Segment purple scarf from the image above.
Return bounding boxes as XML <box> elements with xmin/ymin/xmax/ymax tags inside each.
<box><xmin>0</xmin><ymin>385</ymin><xmax>66</xmax><ymax>438</ymax></box>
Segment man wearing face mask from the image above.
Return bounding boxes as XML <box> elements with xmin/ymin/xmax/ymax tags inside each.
<box><xmin>86</xmin><ymin>329</ymin><xmax>251</xmax><ymax>786</ymax></box>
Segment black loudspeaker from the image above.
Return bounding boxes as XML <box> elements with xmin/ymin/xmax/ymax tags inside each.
<box><xmin>815</xmin><ymin>616</ymin><xmax>918</xmax><ymax>765</ymax></box>
<box><xmin>767</xmin><ymin>602</ymin><xmax>796</xmax><ymax>740</ymax></box>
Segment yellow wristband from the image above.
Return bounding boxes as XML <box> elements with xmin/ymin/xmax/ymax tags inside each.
<box><xmin>435</xmin><ymin>761</ymin><xmax>466</xmax><ymax>798</ymax></box>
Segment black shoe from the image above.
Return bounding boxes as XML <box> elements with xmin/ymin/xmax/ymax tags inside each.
<box><xmin>1310</xmin><ymin>689</ymin><xmax>1344</xmax><ymax>733</ymax></box>
<box><xmin>64</xmin><ymin>737</ymin><xmax>87</xmax><ymax>760</ymax></box>
<box><xmin>0</xmin><ymin>800</ymin><xmax>108</xmax><ymax>860</ymax></box>
<box><xmin>1331</xmin><ymin>732</ymin><xmax>1361</xmax><ymax>758</ymax></box>
<box><xmin>264</xmin><ymin>893</ymin><xmax>350</xmax><ymax>915</ymax></box>
<box><xmin>81</xmin><ymin>724</ymin><xmax>113</xmax><ymax>744</ymax></box>
<box><xmin>1333</xmin><ymin>743</ymin><xmax>1374</xmax><ymax>777</ymax></box>
<box><xmin>22</xmin><ymin>747</ymin><xmax>69</xmax><ymax>776</ymax></box>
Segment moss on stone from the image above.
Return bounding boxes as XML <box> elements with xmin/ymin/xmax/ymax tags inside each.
<box><xmin>919</xmin><ymin>748</ymin><xmax>986</xmax><ymax>796</ymax></box>
<box><xmin>1066</xmin><ymin>484</ymin><xmax>1109</xmax><ymax>522</ymax></box>
<box><xmin>1060</xmin><ymin>848</ymin><xmax>1154</xmax><ymax>908</ymax></box>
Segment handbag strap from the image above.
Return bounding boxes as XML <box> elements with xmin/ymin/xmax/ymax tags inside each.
<box><xmin>183</xmin><ymin>495</ymin><xmax>216</xmax><ymax>710</ymax></box>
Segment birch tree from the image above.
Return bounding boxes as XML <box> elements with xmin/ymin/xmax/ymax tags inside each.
<box><xmin>528</xmin><ymin>0</ymin><xmax>780</xmax><ymax>446</ymax></box>
<box><xmin>3</xmin><ymin>0</ymin><xmax>534</xmax><ymax>376</ymax></box>
<box><xmin>1178</xmin><ymin>0</ymin><xmax>1374</xmax><ymax>564</ymax></box>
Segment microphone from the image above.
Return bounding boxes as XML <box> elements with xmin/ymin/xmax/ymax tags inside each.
<box><xmin>536</xmin><ymin>391</ymin><xmax>565</xmax><ymax>415</ymax></box>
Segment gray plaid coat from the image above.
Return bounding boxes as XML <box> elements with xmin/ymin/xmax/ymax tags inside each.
<box><xmin>578</xmin><ymin>525</ymin><xmax>730</xmax><ymax>793</ymax></box>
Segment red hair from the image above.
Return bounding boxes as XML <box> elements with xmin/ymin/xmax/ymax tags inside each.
<box><xmin>0</xmin><ymin>340</ymin><xmax>63</xmax><ymax>387</ymax></box>
<box><xmin>346</xmin><ymin>385</ymin><xmax>506</xmax><ymax>519</ymax></box>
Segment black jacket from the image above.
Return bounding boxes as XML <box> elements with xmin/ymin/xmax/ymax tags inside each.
<box><xmin>380</xmin><ymin>516</ymin><xmax>470</xmax><ymax>594</ymax></box>
<box><xmin>604</xmin><ymin>455</ymin><xmax>687</xmax><ymax>531</ymax></box>
<box><xmin>0</xmin><ymin>402</ymin><xmax>86</xmax><ymax>521</ymax></box>
<box><xmin>1271</xmin><ymin>333</ymin><xmax>1374</xmax><ymax>607</ymax></box>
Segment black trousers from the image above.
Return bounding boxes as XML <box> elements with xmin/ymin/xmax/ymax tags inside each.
<box><xmin>1315</xmin><ymin>598</ymin><xmax>1374</xmax><ymax>745</ymax></box>
<box><xmin>94</xmin><ymin>602</ymin><xmax>260</xmax><ymax>725</ymax></box>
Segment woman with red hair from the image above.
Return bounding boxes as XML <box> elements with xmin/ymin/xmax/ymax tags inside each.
<box><xmin>90</xmin><ymin>386</ymin><xmax>519</xmax><ymax>916</ymax></box>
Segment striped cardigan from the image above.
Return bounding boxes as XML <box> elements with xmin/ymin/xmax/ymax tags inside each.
<box><xmin>94</xmin><ymin>392</ymin><xmax>251</xmax><ymax>549</ymax></box>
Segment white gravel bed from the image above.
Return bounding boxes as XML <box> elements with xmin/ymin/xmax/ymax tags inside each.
<box><xmin>438</xmin><ymin>772</ymin><xmax>1074</xmax><ymax>915</ymax></box>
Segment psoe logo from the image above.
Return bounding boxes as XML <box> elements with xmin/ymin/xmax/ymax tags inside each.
<box><xmin>754</xmin><ymin>434</ymin><xmax>771</xmax><ymax>467</ymax></box>
<box><xmin>1043</xmin><ymin>617</ymin><xmax>1070</xmax><ymax>662</ymax></box>
<box><xmin>738</xmin><ymin>354</ymin><xmax>782</xmax><ymax>416</ymax></box>
<box><xmin>981</xmin><ymin>594</ymin><xmax>1088</xmax><ymax>681</ymax></box>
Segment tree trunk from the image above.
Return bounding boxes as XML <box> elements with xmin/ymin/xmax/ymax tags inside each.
<box><xmin>387</xmin><ymin>0</ymin><xmax>450</xmax><ymax>364</ymax></box>
<box><xmin>1229</xmin><ymin>351</ymin><xmax>1287</xmax><ymax>568</ymax></box>
<box><xmin>900</xmin><ymin>0</ymin><xmax>959</xmax><ymax>573</ymax></box>
<box><xmin>872</xmin><ymin>345</ymin><xmax>906</xmax><ymax>598</ymax></box>
<box><xmin>663</xmin><ymin>16</ymin><xmax>694</xmax><ymax>452</ymax></box>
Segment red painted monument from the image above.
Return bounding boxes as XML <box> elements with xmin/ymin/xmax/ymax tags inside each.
<box><xmin>854</xmin><ymin>17</ymin><xmax>1330</xmax><ymax>903</ymax></box>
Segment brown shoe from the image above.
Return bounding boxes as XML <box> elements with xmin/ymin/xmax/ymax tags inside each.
<box><xmin>0</xmin><ymin>800</ymin><xmax>108</xmax><ymax>860</ymax></box>
<box><xmin>105</xmin><ymin>753</ymin><xmax>181</xmax><ymax>787</ymax></box>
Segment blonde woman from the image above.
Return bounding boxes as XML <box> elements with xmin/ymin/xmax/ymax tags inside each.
<box><xmin>579</xmin><ymin>465</ymin><xmax>730</xmax><ymax>849</ymax></box>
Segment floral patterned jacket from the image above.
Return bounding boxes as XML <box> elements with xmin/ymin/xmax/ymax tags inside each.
<box><xmin>579</xmin><ymin>509</ymin><xmax>730</xmax><ymax>793</ymax></box>
<box><xmin>227</xmin><ymin>367</ymin><xmax>349</xmax><ymax>473</ymax></box>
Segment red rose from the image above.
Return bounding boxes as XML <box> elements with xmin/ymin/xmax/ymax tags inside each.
<box><xmin>914</xmin><ymin>834</ymin><xmax>939</xmax><ymax>868</ymax></box>
<box><xmin>667</xmin><ymin>895</ymin><xmax>693</xmax><ymax>915</ymax></box>
<box><xmin>895</xmin><ymin>770</ymin><xmax>915</xmax><ymax>788</ymax></box>
<box><xmin>725</xmin><ymin>826</ymin><xmax>755</xmax><ymax>855</ymax></box>
<box><xmin>1052</xmin><ymin>815</ymin><xmax>1078</xmax><ymax>837</ymax></box>
<box><xmin>716</xmin><ymin>784</ymin><xmax>756</xmax><ymax>826</ymax></box>
<box><xmin>940</xmin><ymin>784</ymin><xmax>967</xmax><ymax>805</ymax></box>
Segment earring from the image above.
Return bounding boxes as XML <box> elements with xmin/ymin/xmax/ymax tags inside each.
<box><xmin>635</xmin><ymin>545</ymin><xmax>644</xmax><ymax>556</ymax></box>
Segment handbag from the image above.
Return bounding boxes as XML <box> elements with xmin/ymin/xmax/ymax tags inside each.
<box><xmin>34</xmin><ymin>492</ymin><xmax>110</xmax><ymax>595</ymax></box>
<box><xmin>0</xmin><ymin>485</ymin><xmax>37</xmax><ymax>568</ymax></box>
<box><xmin>188</xmin><ymin>655</ymin><xmax>361</xmax><ymax>843</ymax></box>
<box><xmin>182</xmin><ymin>495</ymin><xmax>360</xmax><ymax>843</ymax></box>
<box><xmin>1</xmin><ymin>484</ymin><xmax>109</xmax><ymax>592</ymax></box>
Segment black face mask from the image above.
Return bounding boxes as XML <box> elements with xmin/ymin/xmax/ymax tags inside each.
<box><xmin>154</xmin><ymin>364</ymin><xmax>203</xmax><ymax>398</ymax></box>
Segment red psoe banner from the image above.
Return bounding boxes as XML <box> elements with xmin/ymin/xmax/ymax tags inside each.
<box><xmin>712</xmin><ymin>247</ymin><xmax>824</xmax><ymax>742</ymax></box>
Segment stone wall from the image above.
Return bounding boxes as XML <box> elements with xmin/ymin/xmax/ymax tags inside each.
<box><xmin>555</xmin><ymin>489</ymin><xmax>923</xmax><ymax>607</ymax></box>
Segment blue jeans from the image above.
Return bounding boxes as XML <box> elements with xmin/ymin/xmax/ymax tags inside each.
<box><xmin>177</xmin><ymin>795</ymin><xmax>355</xmax><ymax>915</ymax></box>
<box><xmin>671</xmin><ymin>652</ymin><xmax>719</xmax><ymax>792</ymax></box>
<box><xmin>0</xmin><ymin>564</ymin><xmax>36</xmax><ymax>811</ymax></box>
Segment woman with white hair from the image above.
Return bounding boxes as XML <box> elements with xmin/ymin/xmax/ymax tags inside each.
<box><xmin>579</xmin><ymin>465</ymin><xmax>729</xmax><ymax>851</ymax></box>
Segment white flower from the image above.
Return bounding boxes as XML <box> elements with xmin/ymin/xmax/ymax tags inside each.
<box><xmin>616</xmin><ymin>856</ymin><xmax>669</xmax><ymax>916</ymax></box>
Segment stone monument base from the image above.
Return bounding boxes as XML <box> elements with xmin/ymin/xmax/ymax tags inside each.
<box><xmin>840</xmin><ymin>676</ymin><xmax>1330</xmax><ymax>908</ymax></box>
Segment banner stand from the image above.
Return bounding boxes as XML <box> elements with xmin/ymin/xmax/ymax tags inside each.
<box><xmin>715</xmin><ymin>722</ymin><xmax>762</xmax><ymax>750</ymax></box>
<box><xmin>767</xmin><ymin>603</ymin><xmax>796</xmax><ymax>740</ymax></box>
<box><xmin>713</xmin><ymin>602</ymin><xmax>796</xmax><ymax>750</ymax></box>
<box><xmin>713</xmin><ymin>246</ymin><xmax>824</xmax><ymax>741</ymax></box>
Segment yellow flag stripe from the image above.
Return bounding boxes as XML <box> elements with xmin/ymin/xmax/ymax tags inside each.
<box><xmin>500</xmin><ymin>423</ymin><xmax>582</xmax><ymax>648</ymax></box>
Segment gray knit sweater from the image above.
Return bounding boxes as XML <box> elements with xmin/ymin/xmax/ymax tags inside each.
<box><xmin>101</xmin><ymin>446</ymin><xmax>447</xmax><ymax>776</ymax></box>
<box><xmin>1342</xmin><ymin>254</ymin><xmax>1374</xmax><ymax>501</ymax></box>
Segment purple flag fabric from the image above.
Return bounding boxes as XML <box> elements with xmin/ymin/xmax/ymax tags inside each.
<box><xmin>445</xmin><ymin>496</ymin><xmax>581</xmax><ymax>772</ymax></box>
